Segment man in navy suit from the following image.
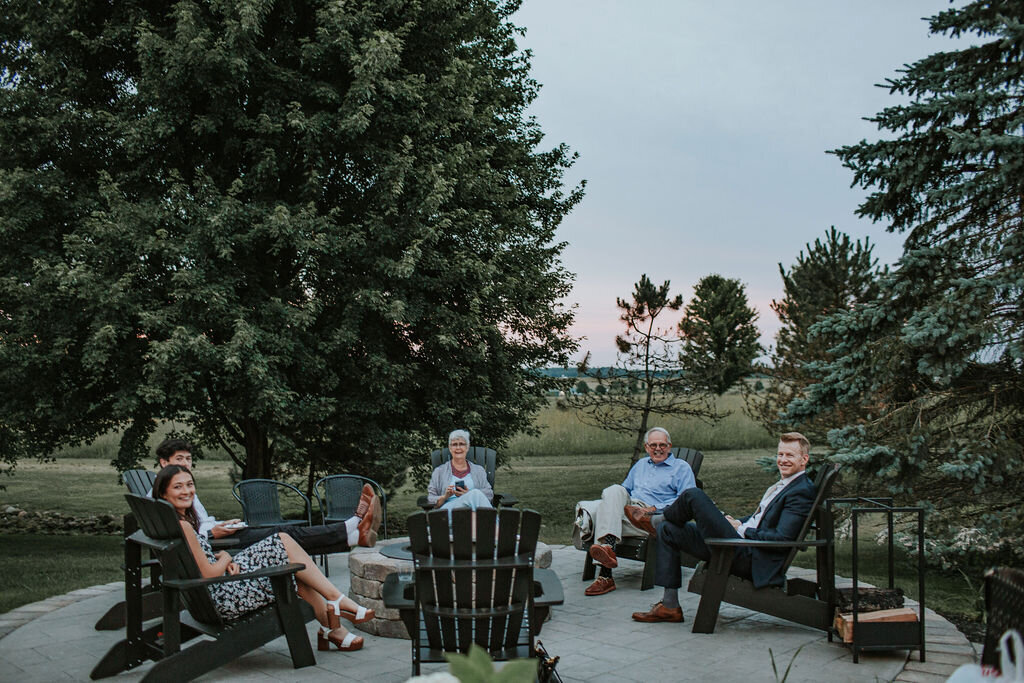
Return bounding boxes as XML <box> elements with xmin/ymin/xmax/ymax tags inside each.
<box><xmin>631</xmin><ymin>432</ymin><xmax>816</xmax><ymax>623</ymax></box>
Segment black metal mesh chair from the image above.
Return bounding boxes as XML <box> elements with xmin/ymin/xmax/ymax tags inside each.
<box><xmin>312</xmin><ymin>474</ymin><xmax>387</xmax><ymax>575</ymax></box>
<box><xmin>232</xmin><ymin>479</ymin><xmax>311</xmax><ymax>529</ymax></box>
<box><xmin>982</xmin><ymin>567</ymin><xmax>1024</xmax><ymax>670</ymax></box>
<box><xmin>314</xmin><ymin>474</ymin><xmax>387</xmax><ymax>538</ymax></box>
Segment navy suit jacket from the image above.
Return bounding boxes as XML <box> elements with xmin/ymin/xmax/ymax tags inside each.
<box><xmin>740</xmin><ymin>473</ymin><xmax>816</xmax><ymax>588</ymax></box>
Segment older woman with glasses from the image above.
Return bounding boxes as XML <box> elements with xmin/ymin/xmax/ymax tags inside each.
<box><xmin>426</xmin><ymin>429</ymin><xmax>494</xmax><ymax>512</ymax></box>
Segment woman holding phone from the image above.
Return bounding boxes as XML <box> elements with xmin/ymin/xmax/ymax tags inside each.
<box><xmin>426</xmin><ymin>429</ymin><xmax>494</xmax><ymax>512</ymax></box>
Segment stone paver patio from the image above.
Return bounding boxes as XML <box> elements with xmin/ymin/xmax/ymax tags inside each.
<box><xmin>0</xmin><ymin>544</ymin><xmax>977</xmax><ymax>682</ymax></box>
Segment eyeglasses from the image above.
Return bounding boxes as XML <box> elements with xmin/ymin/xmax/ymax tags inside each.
<box><xmin>646</xmin><ymin>443</ymin><xmax>670</xmax><ymax>450</ymax></box>
<box><xmin>449</xmin><ymin>442</ymin><xmax>468</xmax><ymax>448</ymax></box>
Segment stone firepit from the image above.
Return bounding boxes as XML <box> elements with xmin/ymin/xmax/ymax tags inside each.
<box><xmin>348</xmin><ymin>537</ymin><xmax>552</xmax><ymax>638</ymax></box>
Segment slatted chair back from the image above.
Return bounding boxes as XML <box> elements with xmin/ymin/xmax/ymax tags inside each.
<box><xmin>671</xmin><ymin>447</ymin><xmax>704</xmax><ymax>476</ymax></box>
<box><xmin>782</xmin><ymin>463</ymin><xmax>841</xmax><ymax>570</ymax></box>
<box><xmin>314</xmin><ymin>474</ymin><xmax>388</xmax><ymax>538</ymax></box>
<box><xmin>124</xmin><ymin>469</ymin><xmax>157</xmax><ymax>497</ymax></box>
<box><xmin>430</xmin><ymin>447</ymin><xmax>498</xmax><ymax>489</ymax></box>
<box><xmin>124</xmin><ymin>493</ymin><xmax>225</xmax><ymax>627</ymax></box>
<box><xmin>407</xmin><ymin>507</ymin><xmax>540</xmax><ymax>663</ymax></box>
<box><xmin>232</xmin><ymin>479</ymin><xmax>311</xmax><ymax>528</ymax></box>
<box><xmin>981</xmin><ymin>567</ymin><xmax>1024</xmax><ymax>670</ymax></box>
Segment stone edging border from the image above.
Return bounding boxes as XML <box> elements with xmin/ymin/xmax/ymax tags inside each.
<box><xmin>0</xmin><ymin>569</ymin><xmax>983</xmax><ymax>682</ymax></box>
<box><xmin>0</xmin><ymin>581</ymin><xmax>122</xmax><ymax>641</ymax></box>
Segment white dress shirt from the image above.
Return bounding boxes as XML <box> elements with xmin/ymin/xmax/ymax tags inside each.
<box><xmin>736</xmin><ymin>470</ymin><xmax>806</xmax><ymax>537</ymax></box>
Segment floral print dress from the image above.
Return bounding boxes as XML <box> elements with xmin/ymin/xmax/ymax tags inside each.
<box><xmin>196</xmin><ymin>531</ymin><xmax>293</xmax><ymax>620</ymax></box>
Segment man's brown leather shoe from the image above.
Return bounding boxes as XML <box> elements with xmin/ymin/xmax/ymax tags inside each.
<box><xmin>624</xmin><ymin>505</ymin><xmax>657</xmax><ymax>536</ymax></box>
<box><xmin>354</xmin><ymin>484</ymin><xmax>374</xmax><ymax>518</ymax></box>
<box><xmin>631</xmin><ymin>602</ymin><xmax>684</xmax><ymax>623</ymax></box>
<box><xmin>584</xmin><ymin>576</ymin><xmax>616</xmax><ymax>596</ymax></box>
<box><xmin>588</xmin><ymin>543</ymin><xmax>618</xmax><ymax>569</ymax></box>
<box><xmin>356</xmin><ymin>493</ymin><xmax>381</xmax><ymax>547</ymax></box>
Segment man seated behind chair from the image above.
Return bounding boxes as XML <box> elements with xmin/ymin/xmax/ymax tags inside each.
<box><xmin>150</xmin><ymin>438</ymin><xmax>380</xmax><ymax>551</ymax></box>
<box><xmin>582</xmin><ymin>427</ymin><xmax>696</xmax><ymax>596</ymax></box>
<box><xmin>631</xmin><ymin>431</ymin><xmax>815</xmax><ymax>623</ymax></box>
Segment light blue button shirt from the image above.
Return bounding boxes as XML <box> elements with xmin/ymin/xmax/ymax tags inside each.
<box><xmin>621</xmin><ymin>455</ymin><xmax>696</xmax><ymax>511</ymax></box>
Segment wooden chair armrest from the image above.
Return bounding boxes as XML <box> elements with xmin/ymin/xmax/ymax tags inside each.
<box><xmin>494</xmin><ymin>492</ymin><xmax>519</xmax><ymax>507</ymax></box>
<box><xmin>534</xmin><ymin>568</ymin><xmax>564</xmax><ymax>607</ymax></box>
<box><xmin>162</xmin><ymin>562</ymin><xmax>306</xmax><ymax>590</ymax></box>
<box><xmin>128</xmin><ymin>530</ymin><xmax>180</xmax><ymax>553</ymax></box>
<box><xmin>416</xmin><ymin>495</ymin><xmax>434</xmax><ymax>511</ymax></box>
<box><xmin>414</xmin><ymin>553</ymin><xmax>534</xmax><ymax>570</ymax></box>
<box><xmin>704</xmin><ymin>537</ymin><xmax>829</xmax><ymax>549</ymax></box>
<box><xmin>382</xmin><ymin>573</ymin><xmax>415</xmax><ymax>609</ymax></box>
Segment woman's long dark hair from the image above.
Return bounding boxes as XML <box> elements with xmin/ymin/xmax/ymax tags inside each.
<box><xmin>153</xmin><ymin>464</ymin><xmax>200</xmax><ymax>532</ymax></box>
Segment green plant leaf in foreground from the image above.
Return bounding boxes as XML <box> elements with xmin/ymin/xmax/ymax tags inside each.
<box><xmin>445</xmin><ymin>645</ymin><xmax>536</xmax><ymax>682</ymax></box>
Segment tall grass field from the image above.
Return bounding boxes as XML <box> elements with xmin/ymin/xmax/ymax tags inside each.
<box><xmin>507</xmin><ymin>393</ymin><xmax>774</xmax><ymax>456</ymax></box>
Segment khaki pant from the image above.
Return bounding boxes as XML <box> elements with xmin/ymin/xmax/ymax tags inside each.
<box><xmin>593</xmin><ymin>484</ymin><xmax>662</xmax><ymax>542</ymax></box>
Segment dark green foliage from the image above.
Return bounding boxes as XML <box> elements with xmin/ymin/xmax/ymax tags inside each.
<box><xmin>574</xmin><ymin>380</ymin><xmax>589</xmax><ymax>395</ymax></box>
<box><xmin>572</xmin><ymin>275</ymin><xmax>717</xmax><ymax>463</ymax></box>
<box><xmin>0</xmin><ymin>0</ymin><xmax>581</xmax><ymax>487</ymax></box>
<box><xmin>679</xmin><ymin>274</ymin><xmax>762</xmax><ymax>395</ymax></box>
<box><xmin>790</xmin><ymin>0</ymin><xmax>1024</xmax><ymax>563</ymax></box>
<box><xmin>746</xmin><ymin>228</ymin><xmax>882</xmax><ymax>439</ymax></box>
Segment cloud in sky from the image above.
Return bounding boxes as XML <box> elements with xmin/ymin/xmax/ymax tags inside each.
<box><xmin>512</xmin><ymin>0</ymin><xmax>968</xmax><ymax>366</ymax></box>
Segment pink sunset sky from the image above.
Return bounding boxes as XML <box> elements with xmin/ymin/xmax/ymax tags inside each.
<box><xmin>513</xmin><ymin>1</ymin><xmax>967</xmax><ymax>366</ymax></box>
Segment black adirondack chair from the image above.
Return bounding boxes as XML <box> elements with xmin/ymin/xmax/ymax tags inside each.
<box><xmin>582</xmin><ymin>447</ymin><xmax>705</xmax><ymax>591</ymax></box>
<box><xmin>95</xmin><ymin>470</ymin><xmax>163</xmax><ymax>631</ymax></box>
<box><xmin>417</xmin><ymin>446</ymin><xmax>518</xmax><ymax>511</ymax></box>
<box><xmin>312</xmin><ymin>474</ymin><xmax>387</xmax><ymax>576</ymax></box>
<box><xmin>123</xmin><ymin>469</ymin><xmax>157</xmax><ymax>496</ymax></box>
<box><xmin>91</xmin><ymin>494</ymin><xmax>315</xmax><ymax>681</ymax></box>
<box><xmin>686</xmin><ymin>463</ymin><xmax>841</xmax><ymax>633</ymax></box>
<box><xmin>382</xmin><ymin>508</ymin><xmax>564</xmax><ymax>677</ymax></box>
<box><xmin>233</xmin><ymin>478</ymin><xmax>312</xmax><ymax>528</ymax></box>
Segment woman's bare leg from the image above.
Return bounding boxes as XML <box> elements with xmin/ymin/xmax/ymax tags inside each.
<box><xmin>296</xmin><ymin>582</ymin><xmax>329</xmax><ymax>627</ymax></box>
<box><xmin>278</xmin><ymin>533</ymin><xmax>341</xmax><ymax>600</ymax></box>
<box><xmin>278</xmin><ymin>532</ymin><xmax>368</xmax><ymax>618</ymax></box>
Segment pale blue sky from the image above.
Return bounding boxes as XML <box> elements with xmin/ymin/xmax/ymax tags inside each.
<box><xmin>512</xmin><ymin>1</ymin><xmax>966</xmax><ymax>365</ymax></box>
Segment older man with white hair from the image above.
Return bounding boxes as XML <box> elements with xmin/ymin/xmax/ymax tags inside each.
<box><xmin>577</xmin><ymin>427</ymin><xmax>696</xmax><ymax>596</ymax></box>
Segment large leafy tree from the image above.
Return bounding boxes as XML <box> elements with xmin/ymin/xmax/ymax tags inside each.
<box><xmin>0</xmin><ymin>0</ymin><xmax>581</xmax><ymax>484</ymax></box>
<box><xmin>746</xmin><ymin>227</ymin><xmax>881</xmax><ymax>439</ymax></box>
<box><xmin>572</xmin><ymin>275</ymin><xmax>717</xmax><ymax>464</ymax></box>
<box><xmin>679</xmin><ymin>274</ymin><xmax>762</xmax><ymax>396</ymax></box>
<box><xmin>788</xmin><ymin>0</ymin><xmax>1024</xmax><ymax>562</ymax></box>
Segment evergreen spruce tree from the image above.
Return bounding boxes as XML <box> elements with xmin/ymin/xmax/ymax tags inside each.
<box><xmin>572</xmin><ymin>275</ymin><xmax>718</xmax><ymax>464</ymax></box>
<box><xmin>746</xmin><ymin>227</ymin><xmax>881</xmax><ymax>439</ymax></box>
<box><xmin>0</xmin><ymin>0</ymin><xmax>581</xmax><ymax>484</ymax></box>
<box><xmin>788</xmin><ymin>0</ymin><xmax>1024</xmax><ymax>562</ymax></box>
<box><xmin>679</xmin><ymin>274</ymin><xmax>762</xmax><ymax>396</ymax></box>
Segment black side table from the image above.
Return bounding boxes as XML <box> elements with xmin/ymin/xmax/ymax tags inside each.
<box><xmin>827</xmin><ymin>497</ymin><xmax>926</xmax><ymax>663</ymax></box>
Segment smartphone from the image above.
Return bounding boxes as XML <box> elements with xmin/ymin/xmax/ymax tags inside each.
<box><xmin>454</xmin><ymin>480</ymin><xmax>467</xmax><ymax>491</ymax></box>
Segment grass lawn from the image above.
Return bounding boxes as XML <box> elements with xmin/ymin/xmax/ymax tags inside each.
<box><xmin>0</xmin><ymin>448</ymin><xmax>983</xmax><ymax>632</ymax></box>
<box><xmin>0</xmin><ymin>535</ymin><xmax>124</xmax><ymax>614</ymax></box>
